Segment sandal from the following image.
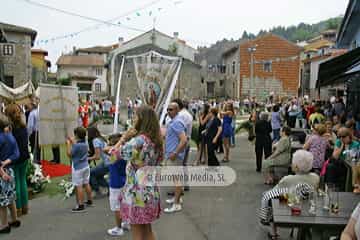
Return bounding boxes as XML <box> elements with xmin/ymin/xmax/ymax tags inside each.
<box><xmin>9</xmin><ymin>220</ymin><xmax>21</xmax><ymax>228</ymax></box>
<box><xmin>267</xmin><ymin>232</ymin><xmax>279</xmax><ymax>240</ymax></box>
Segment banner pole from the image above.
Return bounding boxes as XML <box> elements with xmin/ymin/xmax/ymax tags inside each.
<box><xmin>113</xmin><ymin>56</ymin><xmax>125</xmax><ymax>134</ymax></box>
<box><xmin>159</xmin><ymin>58</ymin><xmax>182</xmax><ymax>125</ymax></box>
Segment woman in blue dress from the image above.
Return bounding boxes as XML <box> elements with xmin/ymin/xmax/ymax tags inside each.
<box><xmin>220</xmin><ymin>102</ymin><xmax>234</xmax><ymax>162</ymax></box>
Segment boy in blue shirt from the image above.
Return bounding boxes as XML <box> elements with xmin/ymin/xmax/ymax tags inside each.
<box><xmin>66</xmin><ymin>127</ymin><xmax>92</xmax><ymax>213</ymax></box>
<box><xmin>107</xmin><ymin>156</ymin><xmax>129</xmax><ymax>236</ymax></box>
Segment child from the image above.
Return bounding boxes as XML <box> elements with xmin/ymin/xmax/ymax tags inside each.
<box><xmin>66</xmin><ymin>127</ymin><xmax>93</xmax><ymax>212</ymax></box>
<box><xmin>106</xmin><ymin>133</ymin><xmax>129</xmax><ymax>236</ymax></box>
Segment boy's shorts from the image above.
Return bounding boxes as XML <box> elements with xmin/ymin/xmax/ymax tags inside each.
<box><xmin>72</xmin><ymin>167</ymin><xmax>90</xmax><ymax>186</ymax></box>
<box><xmin>109</xmin><ymin>188</ymin><xmax>122</xmax><ymax>211</ymax></box>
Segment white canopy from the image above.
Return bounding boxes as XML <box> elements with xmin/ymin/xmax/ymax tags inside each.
<box><xmin>0</xmin><ymin>81</ymin><xmax>34</xmax><ymax>101</ymax></box>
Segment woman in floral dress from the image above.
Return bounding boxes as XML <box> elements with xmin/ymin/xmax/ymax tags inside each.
<box><xmin>303</xmin><ymin>123</ymin><xmax>329</xmax><ymax>174</ymax></box>
<box><xmin>115</xmin><ymin>105</ymin><xmax>163</xmax><ymax>240</ymax></box>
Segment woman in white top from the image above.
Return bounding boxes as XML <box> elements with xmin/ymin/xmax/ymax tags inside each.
<box><xmin>341</xmin><ymin>203</ymin><xmax>360</xmax><ymax>240</ymax></box>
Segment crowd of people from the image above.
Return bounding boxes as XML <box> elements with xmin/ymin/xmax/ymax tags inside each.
<box><xmin>251</xmin><ymin>96</ymin><xmax>360</xmax><ymax>239</ymax></box>
<box><xmin>2</xmin><ymin>93</ymin><xmax>360</xmax><ymax>239</ymax></box>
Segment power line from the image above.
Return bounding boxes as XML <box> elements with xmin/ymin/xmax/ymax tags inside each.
<box><xmin>17</xmin><ymin>0</ymin><xmax>149</xmax><ymax>32</ymax></box>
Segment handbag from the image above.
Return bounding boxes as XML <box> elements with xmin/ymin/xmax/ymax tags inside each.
<box><xmin>320</xmin><ymin>159</ymin><xmax>330</xmax><ymax>177</ymax></box>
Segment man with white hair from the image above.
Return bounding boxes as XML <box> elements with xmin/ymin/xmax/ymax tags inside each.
<box><xmin>275</xmin><ymin>150</ymin><xmax>319</xmax><ymax>190</ymax></box>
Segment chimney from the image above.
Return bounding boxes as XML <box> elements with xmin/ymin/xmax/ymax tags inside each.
<box><xmin>173</xmin><ymin>32</ymin><xmax>179</xmax><ymax>40</ymax></box>
<box><xmin>118</xmin><ymin>37</ymin><xmax>124</xmax><ymax>48</ymax></box>
<box><xmin>73</xmin><ymin>46</ymin><xmax>76</xmax><ymax>55</ymax></box>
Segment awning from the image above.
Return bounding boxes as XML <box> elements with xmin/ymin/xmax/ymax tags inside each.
<box><xmin>317</xmin><ymin>47</ymin><xmax>360</xmax><ymax>87</ymax></box>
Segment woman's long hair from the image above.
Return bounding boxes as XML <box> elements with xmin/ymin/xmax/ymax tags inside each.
<box><xmin>87</xmin><ymin>126</ymin><xmax>107</xmax><ymax>156</ymax></box>
<box><xmin>134</xmin><ymin>105</ymin><xmax>163</xmax><ymax>151</ymax></box>
<box><xmin>202</xmin><ymin>103</ymin><xmax>210</xmax><ymax>116</ymax></box>
<box><xmin>5</xmin><ymin>104</ymin><xmax>26</xmax><ymax>129</ymax></box>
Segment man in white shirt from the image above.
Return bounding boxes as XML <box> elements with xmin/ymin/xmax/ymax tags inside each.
<box><xmin>27</xmin><ymin>102</ymin><xmax>40</xmax><ymax>163</ymax></box>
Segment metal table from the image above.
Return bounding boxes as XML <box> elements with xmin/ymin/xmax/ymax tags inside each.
<box><xmin>272</xmin><ymin>192</ymin><xmax>360</xmax><ymax>239</ymax></box>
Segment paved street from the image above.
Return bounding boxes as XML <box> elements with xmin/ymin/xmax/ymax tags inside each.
<box><xmin>3</xmin><ymin>134</ymin><xmax>275</xmax><ymax>240</ymax></box>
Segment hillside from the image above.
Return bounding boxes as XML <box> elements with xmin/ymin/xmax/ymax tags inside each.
<box><xmin>196</xmin><ymin>16</ymin><xmax>343</xmax><ymax>65</ymax></box>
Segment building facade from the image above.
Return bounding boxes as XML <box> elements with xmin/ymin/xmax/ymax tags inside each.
<box><xmin>31</xmin><ymin>49</ymin><xmax>51</xmax><ymax>87</ymax></box>
<box><xmin>300</xmin><ymin>39</ymin><xmax>335</xmax><ymax>96</ymax></box>
<box><xmin>0</xmin><ymin>22</ymin><xmax>37</xmax><ymax>88</ymax></box>
<box><xmin>239</xmin><ymin>34</ymin><xmax>302</xmax><ymax>99</ymax></box>
<box><xmin>222</xmin><ymin>46</ymin><xmax>240</xmax><ymax>99</ymax></box>
<box><xmin>318</xmin><ymin>0</ymin><xmax>360</xmax><ymax>115</ymax></box>
<box><xmin>56</xmin><ymin>54</ymin><xmax>106</xmax><ymax>99</ymax></box>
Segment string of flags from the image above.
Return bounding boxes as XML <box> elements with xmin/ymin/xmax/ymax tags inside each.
<box><xmin>3</xmin><ymin>1</ymin><xmax>183</xmax><ymax>45</ymax></box>
<box><xmin>30</xmin><ymin>1</ymin><xmax>183</xmax><ymax>46</ymax></box>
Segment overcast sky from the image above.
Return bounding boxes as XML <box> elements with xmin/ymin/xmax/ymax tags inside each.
<box><xmin>1</xmin><ymin>0</ymin><xmax>349</xmax><ymax>69</ymax></box>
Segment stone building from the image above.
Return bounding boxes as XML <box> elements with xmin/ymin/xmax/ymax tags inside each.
<box><xmin>0</xmin><ymin>22</ymin><xmax>37</xmax><ymax>88</ymax></box>
<box><xmin>108</xmin><ymin>29</ymin><xmax>203</xmax><ymax>104</ymax></box>
<box><xmin>222</xmin><ymin>46</ymin><xmax>240</xmax><ymax>99</ymax></box>
<box><xmin>239</xmin><ymin>34</ymin><xmax>302</xmax><ymax>99</ymax></box>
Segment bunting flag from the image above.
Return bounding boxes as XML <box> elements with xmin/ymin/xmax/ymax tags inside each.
<box><xmin>30</xmin><ymin>0</ymin><xmax>185</xmax><ymax>45</ymax></box>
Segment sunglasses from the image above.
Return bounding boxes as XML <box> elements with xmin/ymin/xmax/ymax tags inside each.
<box><xmin>339</xmin><ymin>135</ymin><xmax>348</xmax><ymax>138</ymax></box>
<box><xmin>167</xmin><ymin>108</ymin><xmax>174</xmax><ymax>111</ymax></box>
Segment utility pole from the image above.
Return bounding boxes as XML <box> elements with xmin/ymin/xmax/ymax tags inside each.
<box><xmin>248</xmin><ymin>46</ymin><xmax>256</xmax><ymax>98</ymax></box>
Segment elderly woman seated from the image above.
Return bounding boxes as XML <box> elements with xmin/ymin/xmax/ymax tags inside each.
<box><xmin>263</xmin><ymin>126</ymin><xmax>292</xmax><ymax>185</ymax></box>
<box><xmin>262</xmin><ymin>150</ymin><xmax>320</xmax><ymax>239</ymax></box>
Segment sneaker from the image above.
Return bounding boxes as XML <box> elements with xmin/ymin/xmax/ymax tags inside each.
<box><xmin>164</xmin><ymin>204</ymin><xmax>182</xmax><ymax>213</ymax></box>
<box><xmin>107</xmin><ymin>227</ymin><xmax>124</xmax><ymax>236</ymax></box>
<box><xmin>85</xmin><ymin>200</ymin><xmax>94</xmax><ymax>207</ymax></box>
<box><xmin>166</xmin><ymin>197</ymin><xmax>183</xmax><ymax>204</ymax></box>
<box><xmin>121</xmin><ymin>222</ymin><xmax>131</xmax><ymax>231</ymax></box>
<box><xmin>71</xmin><ymin>205</ymin><xmax>86</xmax><ymax>213</ymax></box>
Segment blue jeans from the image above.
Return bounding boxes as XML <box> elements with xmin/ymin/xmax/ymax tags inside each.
<box><xmin>272</xmin><ymin>129</ymin><xmax>281</xmax><ymax>142</ymax></box>
<box><xmin>90</xmin><ymin>163</ymin><xmax>109</xmax><ymax>192</ymax></box>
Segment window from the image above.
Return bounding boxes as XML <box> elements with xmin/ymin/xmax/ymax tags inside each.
<box><xmin>201</xmin><ymin>77</ymin><xmax>204</xmax><ymax>84</ymax></box>
<box><xmin>95</xmin><ymin>83</ymin><xmax>101</xmax><ymax>92</ymax></box>
<box><xmin>219</xmin><ymin>80</ymin><xmax>224</xmax><ymax>87</ymax></box>
<box><xmin>77</xmin><ymin>83</ymin><xmax>92</xmax><ymax>91</ymax></box>
<box><xmin>3</xmin><ymin>76</ymin><xmax>14</xmax><ymax>88</ymax></box>
<box><xmin>3</xmin><ymin>44</ymin><xmax>14</xmax><ymax>56</ymax></box>
<box><xmin>207</xmin><ymin>82</ymin><xmax>215</xmax><ymax>97</ymax></box>
<box><xmin>95</xmin><ymin>68</ymin><xmax>103</xmax><ymax>76</ymax></box>
<box><xmin>232</xmin><ymin>61</ymin><xmax>236</xmax><ymax>75</ymax></box>
<box><xmin>263</xmin><ymin>62</ymin><xmax>272</xmax><ymax>72</ymax></box>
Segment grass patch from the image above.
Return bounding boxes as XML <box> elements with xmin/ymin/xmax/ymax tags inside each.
<box><xmin>35</xmin><ymin>175</ymin><xmax>70</xmax><ymax>199</ymax></box>
<box><xmin>32</xmin><ymin>145</ymin><xmax>71</xmax><ymax>198</ymax></box>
